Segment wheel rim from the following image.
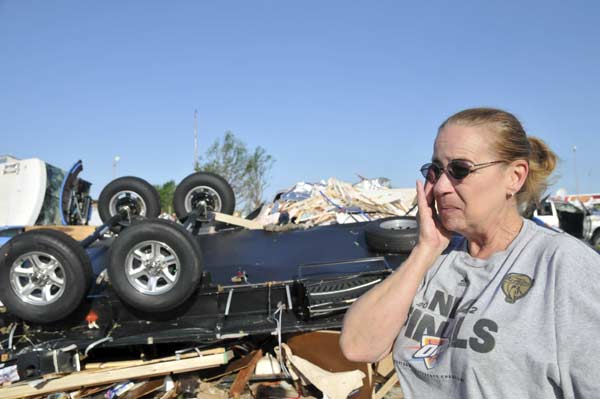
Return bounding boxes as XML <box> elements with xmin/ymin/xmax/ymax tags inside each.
<box><xmin>379</xmin><ymin>219</ymin><xmax>417</xmax><ymax>230</ymax></box>
<box><xmin>125</xmin><ymin>240</ymin><xmax>180</xmax><ymax>295</ymax></box>
<box><xmin>109</xmin><ymin>190</ymin><xmax>147</xmax><ymax>222</ymax></box>
<box><xmin>184</xmin><ymin>186</ymin><xmax>222</xmax><ymax>216</ymax></box>
<box><xmin>10</xmin><ymin>251</ymin><xmax>66</xmax><ymax>305</ymax></box>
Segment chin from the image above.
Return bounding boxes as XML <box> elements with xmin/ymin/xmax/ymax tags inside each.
<box><xmin>440</xmin><ymin>216</ymin><xmax>464</xmax><ymax>234</ymax></box>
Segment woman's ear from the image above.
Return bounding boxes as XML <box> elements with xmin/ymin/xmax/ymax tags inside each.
<box><xmin>508</xmin><ymin>159</ymin><xmax>529</xmax><ymax>194</ymax></box>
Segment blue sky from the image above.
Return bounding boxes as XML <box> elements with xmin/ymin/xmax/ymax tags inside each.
<box><xmin>1</xmin><ymin>1</ymin><xmax>599</xmax><ymax>201</ymax></box>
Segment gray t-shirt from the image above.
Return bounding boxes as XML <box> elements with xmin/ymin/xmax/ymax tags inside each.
<box><xmin>393</xmin><ymin>219</ymin><xmax>600</xmax><ymax>398</ymax></box>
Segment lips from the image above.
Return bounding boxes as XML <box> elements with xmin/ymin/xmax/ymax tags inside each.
<box><xmin>438</xmin><ymin>203</ymin><xmax>463</xmax><ymax>217</ymax></box>
<box><xmin>439</xmin><ymin>207</ymin><xmax>460</xmax><ymax>213</ymax></box>
<box><xmin>437</xmin><ymin>203</ymin><xmax>461</xmax><ymax>211</ymax></box>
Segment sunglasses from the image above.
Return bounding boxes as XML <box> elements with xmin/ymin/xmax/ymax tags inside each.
<box><xmin>420</xmin><ymin>160</ymin><xmax>504</xmax><ymax>183</ymax></box>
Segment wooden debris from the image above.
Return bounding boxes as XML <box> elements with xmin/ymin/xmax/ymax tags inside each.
<box><xmin>121</xmin><ymin>379</ymin><xmax>164</xmax><ymax>399</ymax></box>
<box><xmin>229</xmin><ymin>349</ymin><xmax>263</xmax><ymax>398</ymax></box>
<box><xmin>373</xmin><ymin>373</ymin><xmax>400</xmax><ymax>399</ymax></box>
<box><xmin>0</xmin><ymin>350</ymin><xmax>233</xmax><ymax>399</ymax></box>
<box><xmin>375</xmin><ymin>353</ymin><xmax>395</xmax><ymax>378</ymax></box>
<box><xmin>85</xmin><ymin>347</ymin><xmax>225</xmax><ymax>370</ymax></box>
<box><xmin>213</xmin><ymin>212</ymin><xmax>264</xmax><ymax>230</ymax></box>
<box><xmin>257</xmin><ymin>178</ymin><xmax>416</xmax><ymax>228</ymax></box>
<box><xmin>286</xmin><ymin>330</ymin><xmax>372</xmax><ymax>399</ymax></box>
<box><xmin>197</xmin><ymin>381</ymin><xmax>229</xmax><ymax>399</ymax></box>
<box><xmin>68</xmin><ymin>383</ymin><xmax>114</xmax><ymax>399</ymax></box>
<box><xmin>158</xmin><ymin>384</ymin><xmax>179</xmax><ymax>399</ymax></box>
<box><xmin>24</xmin><ymin>225</ymin><xmax>97</xmax><ymax>241</ymax></box>
<box><xmin>206</xmin><ymin>347</ymin><xmax>262</xmax><ymax>382</ymax></box>
<box><xmin>282</xmin><ymin>343</ymin><xmax>365</xmax><ymax>399</ymax></box>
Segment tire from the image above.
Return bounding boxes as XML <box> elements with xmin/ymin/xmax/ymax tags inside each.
<box><xmin>0</xmin><ymin>230</ymin><xmax>92</xmax><ymax>323</ymax></box>
<box><xmin>365</xmin><ymin>216</ymin><xmax>418</xmax><ymax>254</ymax></box>
<box><xmin>173</xmin><ymin>172</ymin><xmax>235</xmax><ymax>222</ymax></box>
<box><xmin>98</xmin><ymin>176</ymin><xmax>161</xmax><ymax>232</ymax></box>
<box><xmin>592</xmin><ymin>230</ymin><xmax>600</xmax><ymax>251</ymax></box>
<box><xmin>107</xmin><ymin>219</ymin><xmax>203</xmax><ymax>312</ymax></box>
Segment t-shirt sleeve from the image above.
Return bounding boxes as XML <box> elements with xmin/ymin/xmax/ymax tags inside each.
<box><xmin>553</xmin><ymin>241</ymin><xmax>600</xmax><ymax>398</ymax></box>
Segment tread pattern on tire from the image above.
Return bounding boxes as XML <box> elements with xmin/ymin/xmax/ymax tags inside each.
<box><xmin>98</xmin><ymin>176</ymin><xmax>161</xmax><ymax>232</ymax></box>
<box><xmin>365</xmin><ymin>216</ymin><xmax>418</xmax><ymax>254</ymax></box>
<box><xmin>0</xmin><ymin>229</ymin><xmax>92</xmax><ymax>324</ymax></box>
<box><xmin>173</xmin><ymin>172</ymin><xmax>235</xmax><ymax>221</ymax></box>
<box><xmin>107</xmin><ymin>219</ymin><xmax>204</xmax><ymax>313</ymax></box>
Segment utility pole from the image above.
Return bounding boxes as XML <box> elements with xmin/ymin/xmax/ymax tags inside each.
<box><xmin>193</xmin><ymin>109</ymin><xmax>199</xmax><ymax>171</ymax></box>
<box><xmin>112</xmin><ymin>155</ymin><xmax>120</xmax><ymax>179</ymax></box>
<box><xmin>573</xmin><ymin>145</ymin><xmax>580</xmax><ymax>195</ymax></box>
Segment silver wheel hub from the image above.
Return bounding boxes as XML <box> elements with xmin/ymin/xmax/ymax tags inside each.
<box><xmin>125</xmin><ymin>240</ymin><xmax>180</xmax><ymax>295</ymax></box>
<box><xmin>184</xmin><ymin>186</ymin><xmax>222</xmax><ymax>214</ymax></box>
<box><xmin>380</xmin><ymin>219</ymin><xmax>417</xmax><ymax>230</ymax></box>
<box><xmin>10</xmin><ymin>252</ymin><xmax>66</xmax><ymax>305</ymax></box>
<box><xmin>109</xmin><ymin>190</ymin><xmax>147</xmax><ymax>220</ymax></box>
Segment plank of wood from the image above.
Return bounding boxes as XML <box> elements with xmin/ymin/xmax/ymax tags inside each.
<box><xmin>229</xmin><ymin>350</ymin><xmax>263</xmax><ymax>398</ymax></box>
<box><xmin>0</xmin><ymin>350</ymin><xmax>233</xmax><ymax>399</ymax></box>
<box><xmin>375</xmin><ymin>353</ymin><xmax>395</xmax><ymax>377</ymax></box>
<box><xmin>372</xmin><ymin>372</ymin><xmax>400</xmax><ymax>399</ymax></box>
<box><xmin>121</xmin><ymin>379</ymin><xmax>164</xmax><ymax>399</ymax></box>
<box><xmin>158</xmin><ymin>386</ymin><xmax>179</xmax><ymax>399</ymax></box>
<box><xmin>69</xmin><ymin>383</ymin><xmax>115</xmax><ymax>399</ymax></box>
<box><xmin>212</xmin><ymin>212</ymin><xmax>263</xmax><ymax>230</ymax></box>
<box><xmin>24</xmin><ymin>225</ymin><xmax>97</xmax><ymax>241</ymax></box>
<box><xmin>206</xmin><ymin>347</ymin><xmax>262</xmax><ymax>382</ymax></box>
<box><xmin>85</xmin><ymin>347</ymin><xmax>225</xmax><ymax>370</ymax></box>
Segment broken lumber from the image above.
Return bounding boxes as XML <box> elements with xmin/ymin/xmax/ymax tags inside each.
<box><xmin>121</xmin><ymin>379</ymin><xmax>164</xmax><ymax>399</ymax></box>
<box><xmin>282</xmin><ymin>344</ymin><xmax>365</xmax><ymax>399</ymax></box>
<box><xmin>375</xmin><ymin>353</ymin><xmax>394</xmax><ymax>377</ymax></box>
<box><xmin>229</xmin><ymin>349</ymin><xmax>263</xmax><ymax>398</ymax></box>
<box><xmin>286</xmin><ymin>331</ymin><xmax>372</xmax><ymax>399</ymax></box>
<box><xmin>24</xmin><ymin>225</ymin><xmax>97</xmax><ymax>241</ymax></box>
<box><xmin>0</xmin><ymin>350</ymin><xmax>233</xmax><ymax>399</ymax></box>
<box><xmin>85</xmin><ymin>347</ymin><xmax>225</xmax><ymax>370</ymax></box>
<box><xmin>212</xmin><ymin>212</ymin><xmax>263</xmax><ymax>230</ymax></box>
<box><xmin>373</xmin><ymin>373</ymin><xmax>400</xmax><ymax>399</ymax></box>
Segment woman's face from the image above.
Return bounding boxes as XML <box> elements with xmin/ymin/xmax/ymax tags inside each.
<box><xmin>432</xmin><ymin>123</ymin><xmax>512</xmax><ymax>236</ymax></box>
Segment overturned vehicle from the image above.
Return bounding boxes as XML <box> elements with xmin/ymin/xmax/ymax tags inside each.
<box><xmin>0</xmin><ymin>170</ymin><xmax>418</xmax><ymax>379</ymax></box>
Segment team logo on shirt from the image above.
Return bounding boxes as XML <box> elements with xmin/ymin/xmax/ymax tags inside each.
<box><xmin>412</xmin><ymin>335</ymin><xmax>449</xmax><ymax>369</ymax></box>
<box><xmin>501</xmin><ymin>273</ymin><xmax>534</xmax><ymax>304</ymax></box>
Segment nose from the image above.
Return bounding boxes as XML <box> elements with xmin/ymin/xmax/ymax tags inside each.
<box><xmin>432</xmin><ymin>170</ymin><xmax>455</xmax><ymax>197</ymax></box>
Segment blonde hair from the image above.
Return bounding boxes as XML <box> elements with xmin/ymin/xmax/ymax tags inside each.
<box><xmin>439</xmin><ymin>108</ymin><xmax>557</xmax><ymax>207</ymax></box>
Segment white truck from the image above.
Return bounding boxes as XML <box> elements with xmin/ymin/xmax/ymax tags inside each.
<box><xmin>534</xmin><ymin>197</ymin><xmax>600</xmax><ymax>250</ymax></box>
<box><xmin>0</xmin><ymin>155</ymin><xmax>93</xmax><ymax>245</ymax></box>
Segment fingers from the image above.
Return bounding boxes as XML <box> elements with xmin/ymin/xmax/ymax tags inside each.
<box><xmin>416</xmin><ymin>180</ymin><xmax>427</xmax><ymax>212</ymax></box>
<box><xmin>417</xmin><ymin>180</ymin><xmax>435</xmax><ymax>210</ymax></box>
<box><xmin>424</xmin><ymin>180</ymin><xmax>434</xmax><ymax>206</ymax></box>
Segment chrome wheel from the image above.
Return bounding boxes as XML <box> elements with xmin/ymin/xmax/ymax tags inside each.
<box><xmin>10</xmin><ymin>252</ymin><xmax>66</xmax><ymax>305</ymax></box>
<box><xmin>380</xmin><ymin>219</ymin><xmax>417</xmax><ymax>230</ymax></box>
<box><xmin>125</xmin><ymin>240</ymin><xmax>180</xmax><ymax>295</ymax></box>
<box><xmin>184</xmin><ymin>186</ymin><xmax>222</xmax><ymax>215</ymax></box>
<box><xmin>592</xmin><ymin>234</ymin><xmax>600</xmax><ymax>251</ymax></box>
<box><xmin>109</xmin><ymin>190</ymin><xmax>148</xmax><ymax>220</ymax></box>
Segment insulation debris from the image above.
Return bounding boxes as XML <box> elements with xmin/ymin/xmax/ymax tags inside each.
<box><xmin>254</xmin><ymin>177</ymin><xmax>417</xmax><ymax>228</ymax></box>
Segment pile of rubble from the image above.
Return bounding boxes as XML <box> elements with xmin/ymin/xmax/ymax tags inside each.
<box><xmin>252</xmin><ymin>177</ymin><xmax>416</xmax><ymax>228</ymax></box>
<box><xmin>0</xmin><ymin>332</ymin><xmax>402</xmax><ymax>399</ymax></box>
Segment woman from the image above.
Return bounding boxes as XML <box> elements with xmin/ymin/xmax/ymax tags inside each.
<box><xmin>340</xmin><ymin>108</ymin><xmax>600</xmax><ymax>398</ymax></box>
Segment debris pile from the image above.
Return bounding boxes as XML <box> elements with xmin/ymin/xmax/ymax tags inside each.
<box><xmin>0</xmin><ymin>332</ymin><xmax>403</xmax><ymax>399</ymax></box>
<box><xmin>253</xmin><ymin>177</ymin><xmax>417</xmax><ymax>227</ymax></box>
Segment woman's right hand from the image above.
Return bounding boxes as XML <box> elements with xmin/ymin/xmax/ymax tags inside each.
<box><xmin>415</xmin><ymin>180</ymin><xmax>451</xmax><ymax>255</ymax></box>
